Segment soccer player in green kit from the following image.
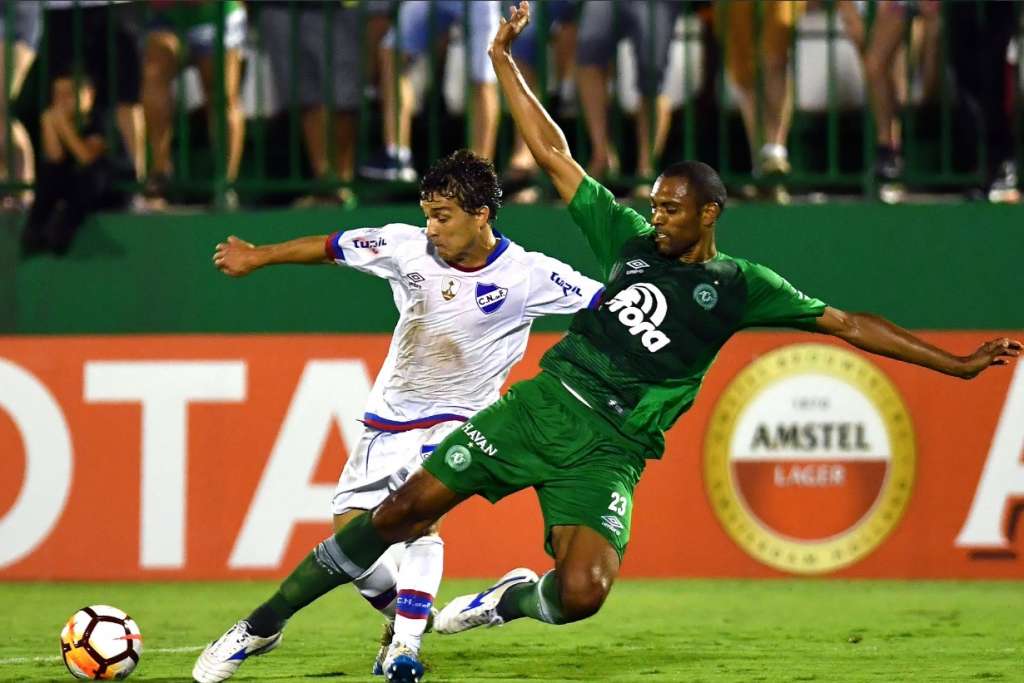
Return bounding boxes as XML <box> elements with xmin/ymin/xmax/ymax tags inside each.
<box><xmin>193</xmin><ymin>3</ymin><xmax>1022</xmax><ymax>681</ymax></box>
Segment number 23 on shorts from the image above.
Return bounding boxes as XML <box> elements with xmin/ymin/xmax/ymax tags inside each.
<box><xmin>607</xmin><ymin>491</ymin><xmax>629</xmax><ymax>516</ymax></box>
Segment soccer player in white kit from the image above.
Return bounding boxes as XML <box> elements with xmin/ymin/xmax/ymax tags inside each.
<box><xmin>203</xmin><ymin>150</ymin><xmax>602</xmax><ymax>683</ymax></box>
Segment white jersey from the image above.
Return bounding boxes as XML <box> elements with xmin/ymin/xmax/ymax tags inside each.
<box><xmin>326</xmin><ymin>223</ymin><xmax>603</xmax><ymax>432</ymax></box>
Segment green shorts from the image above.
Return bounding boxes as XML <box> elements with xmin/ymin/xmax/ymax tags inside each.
<box><xmin>422</xmin><ymin>372</ymin><xmax>646</xmax><ymax>560</ymax></box>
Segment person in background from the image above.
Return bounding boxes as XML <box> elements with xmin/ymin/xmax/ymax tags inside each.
<box><xmin>360</xmin><ymin>0</ymin><xmax>501</xmax><ymax>182</ymax></box>
<box><xmin>142</xmin><ymin>0</ymin><xmax>247</xmax><ymax>209</ymax></box>
<box><xmin>21</xmin><ymin>76</ymin><xmax>130</xmax><ymax>255</ymax></box>
<box><xmin>258</xmin><ymin>1</ymin><xmax>361</xmax><ymax>207</ymax></box>
<box><xmin>42</xmin><ymin>1</ymin><xmax>144</xmax><ymax>192</ymax></box>
<box><xmin>0</xmin><ymin>1</ymin><xmax>40</xmax><ymax>210</ymax></box>
<box><xmin>717</xmin><ymin>0</ymin><xmax>803</xmax><ymax>203</ymax></box>
<box><xmin>575</xmin><ymin>0</ymin><xmax>683</xmax><ymax>186</ymax></box>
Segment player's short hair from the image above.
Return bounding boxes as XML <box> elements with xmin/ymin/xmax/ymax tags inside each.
<box><xmin>659</xmin><ymin>161</ymin><xmax>727</xmax><ymax>215</ymax></box>
<box><xmin>420</xmin><ymin>149</ymin><xmax>503</xmax><ymax>223</ymax></box>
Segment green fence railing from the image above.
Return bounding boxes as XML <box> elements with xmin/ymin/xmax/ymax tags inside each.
<box><xmin>0</xmin><ymin>0</ymin><xmax>1020</xmax><ymax>206</ymax></box>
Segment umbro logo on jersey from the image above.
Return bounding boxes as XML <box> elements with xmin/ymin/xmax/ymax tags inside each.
<box><xmin>550</xmin><ymin>272</ymin><xmax>583</xmax><ymax>297</ymax></box>
<box><xmin>625</xmin><ymin>259</ymin><xmax>650</xmax><ymax>274</ymax></box>
<box><xmin>475</xmin><ymin>282</ymin><xmax>508</xmax><ymax>315</ymax></box>
<box><xmin>405</xmin><ymin>272</ymin><xmax>425</xmax><ymax>289</ymax></box>
<box><xmin>601</xmin><ymin>515</ymin><xmax>625</xmax><ymax>536</ymax></box>
<box><xmin>441</xmin><ymin>277</ymin><xmax>461</xmax><ymax>301</ymax></box>
<box><xmin>604</xmin><ymin>282</ymin><xmax>671</xmax><ymax>352</ymax></box>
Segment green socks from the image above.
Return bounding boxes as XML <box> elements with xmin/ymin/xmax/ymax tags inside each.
<box><xmin>497</xmin><ymin>570</ymin><xmax>568</xmax><ymax>625</ymax></box>
<box><xmin>247</xmin><ymin>512</ymin><xmax>392</xmax><ymax>636</ymax></box>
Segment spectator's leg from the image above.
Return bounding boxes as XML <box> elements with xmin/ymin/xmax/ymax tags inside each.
<box><xmin>301</xmin><ymin>105</ymin><xmax>330</xmax><ymax>178</ymax></box>
<box><xmin>116</xmin><ymin>104</ymin><xmax>145</xmax><ymax>182</ymax></box>
<box><xmin>142</xmin><ymin>30</ymin><xmax>181</xmax><ymax>180</ymax></box>
<box><xmin>332</xmin><ymin>111</ymin><xmax>356</xmax><ymax>183</ymax></box>
<box><xmin>862</xmin><ymin>5</ymin><xmax>906</xmax><ymax>153</ymax></box>
<box><xmin>630</xmin><ymin>1</ymin><xmax>680</xmax><ymax>178</ymax></box>
<box><xmin>0</xmin><ymin>39</ymin><xmax>36</xmax><ymax>204</ymax></box>
<box><xmin>576</xmin><ymin>0</ymin><xmax>617</xmax><ymax>177</ymax></box>
<box><xmin>467</xmin><ymin>1</ymin><xmax>500</xmax><ymax>159</ymax></box>
<box><xmin>759</xmin><ymin>2</ymin><xmax>801</xmax><ymax>159</ymax></box>
<box><xmin>197</xmin><ymin>47</ymin><xmax>246</xmax><ymax>183</ymax></box>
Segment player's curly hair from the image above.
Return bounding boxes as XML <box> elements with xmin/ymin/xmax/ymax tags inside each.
<box><xmin>420</xmin><ymin>149</ymin><xmax>503</xmax><ymax>223</ymax></box>
<box><xmin>660</xmin><ymin>161</ymin><xmax>727</xmax><ymax>215</ymax></box>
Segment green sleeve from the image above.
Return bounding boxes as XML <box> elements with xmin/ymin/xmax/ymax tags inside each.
<box><xmin>567</xmin><ymin>176</ymin><xmax>653</xmax><ymax>281</ymax></box>
<box><xmin>738</xmin><ymin>260</ymin><xmax>827</xmax><ymax>330</ymax></box>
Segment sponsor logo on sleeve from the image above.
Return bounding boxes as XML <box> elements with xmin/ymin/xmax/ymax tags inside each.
<box><xmin>353</xmin><ymin>237</ymin><xmax>388</xmax><ymax>251</ymax></box>
<box><xmin>460</xmin><ymin>421</ymin><xmax>498</xmax><ymax>456</ymax></box>
<box><xmin>550</xmin><ymin>272</ymin><xmax>584</xmax><ymax>297</ymax></box>
<box><xmin>475</xmin><ymin>283</ymin><xmax>508</xmax><ymax>315</ymax></box>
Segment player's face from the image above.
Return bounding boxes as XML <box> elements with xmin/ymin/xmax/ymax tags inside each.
<box><xmin>650</xmin><ymin>176</ymin><xmax>705</xmax><ymax>258</ymax></box>
<box><xmin>421</xmin><ymin>195</ymin><xmax>487</xmax><ymax>262</ymax></box>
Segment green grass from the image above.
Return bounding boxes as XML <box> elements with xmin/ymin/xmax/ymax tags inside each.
<box><xmin>4</xmin><ymin>580</ymin><xmax>1022</xmax><ymax>682</ymax></box>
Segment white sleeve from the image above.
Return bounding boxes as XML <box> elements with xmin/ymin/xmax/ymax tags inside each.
<box><xmin>324</xmin><ymin>223</ymin><xmax>424</xmax><ymax>279</ymax></box>
<box><xmin>523</xmin><ymin>253</ymin><xmax>605</xmax><ymax>319</ymax></box>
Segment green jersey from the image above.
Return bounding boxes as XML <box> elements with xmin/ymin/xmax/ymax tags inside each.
<box><xmin>540</xmin><ymin>176</ymin><xmax>827</xmax><ymax>457</ymax></box>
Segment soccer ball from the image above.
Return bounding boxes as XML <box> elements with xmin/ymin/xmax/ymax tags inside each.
<box><xmin>59</xmin><ymin>605</ymin><xmax>142</xmax><ymax>680</ymax></box>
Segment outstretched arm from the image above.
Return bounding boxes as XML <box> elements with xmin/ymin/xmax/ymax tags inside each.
<box><xmin>489</xmin><ymin>1</ymin><xmax>584</xmax><ymax>203</ymax></box>
<box><xmin>816</xmin><ymin>306</ymin><xmax>1022</xmax><ymax>379</ymax></box>
<box><xmin>213</xmin><ymin>235</ymin><xmax>331</xmax><ymax>277</ymax></box>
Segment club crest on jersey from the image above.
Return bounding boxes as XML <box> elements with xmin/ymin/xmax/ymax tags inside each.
<box><xmin>693</xmin><ymin>283</ymin><xmax>719</xmax><ymax>310</ymax></box>
<box><xmin>441</xmin><ymin>277</ymin><xmax>461</xmax><ymax>301</ymax></box>
<box><xmin>475</xmin><ymin>282</ymin><xmax>508</xmax><ymax>314</ymax></box>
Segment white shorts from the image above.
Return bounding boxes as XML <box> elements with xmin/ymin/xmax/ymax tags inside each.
<box><xmin>331</xmin><ymin>420</ymin><xmax>463</xmax><ymax>515</ymax></box>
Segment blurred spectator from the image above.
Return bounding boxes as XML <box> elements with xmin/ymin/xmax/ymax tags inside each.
<box><xmin>506</xmin><ymin>0</ymin><xmax>578</xmax><ymax>194</ymax></box>
<box><xmin>948</xmin><ymin>0</ymin><xmax>1020</xmax><ymax>204</ymax></box>
<box><xmin>0</xmin><ymin>1</ymin><xmax>39</xmax><ymax>210</ymax></box>
<box><xmin>717</xmin><ymin>0</ymin><xmax>802</xmax><ymax>202</ymax></box>
<box><xmin>258</xmin><ymin>1</ymin><xmax>361</xmax><ymax>206</ymax></box>
<box><xmin>43</xmin><ymin>1</ymin><xmax>144</xmax><ymax>185</ymax></box>
<box><xmin>838</xmin><ymin>0</ymin><xmax>941</xmax><ymax>186</ymax></box>
<box><xmin>575</xmin><ymin>0</ymin><xmax>682</xmax><ymax>182</ymax></box>
<box><xmin>361</xmin><ymin>0</ymin><xmax>501</xmax><ymax>182</ymax></box>
<box><xmin>142</xmin><ymin>0</ymin><xmax>247</xmax><ymax>209</ymax></box>
<box><xmin>21</xmin><ymin>76</ymin><xmax>131</xmax><ymax>255</ymax></box>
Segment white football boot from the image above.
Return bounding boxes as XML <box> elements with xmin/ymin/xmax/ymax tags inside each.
<box><xmin>192</xmin><ymin>620</ymin><xmax>282</xmax><ymax>682</ymax></box>
<box><xmin>382</xmin><ymin>640</ymin><xmax>425</xmax><ymax>683</ymax></box>
<box><xmin>435</xmin><ymin>568</ymin><xmax>538</xmax><ymax>634</ymax></box>
<box><xmin>372</xmin><ymin>609</ymin><xmax>437</xmax><ymax>676</ymax></box>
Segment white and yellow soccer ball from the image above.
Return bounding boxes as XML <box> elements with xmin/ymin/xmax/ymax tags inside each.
<box><xmin>59</xmin><ymin>605</ymin><xmax>142</xmax><ymax>680</ymax></box>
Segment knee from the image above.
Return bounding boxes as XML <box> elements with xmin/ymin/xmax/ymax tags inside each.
<box><xmin>557</xmin><ymin>570</ymin><xmax>611</xmax><ymax>622</ymax></box>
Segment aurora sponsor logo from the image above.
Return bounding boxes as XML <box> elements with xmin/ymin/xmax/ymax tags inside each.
<box><xmin>703</xmin><ymin>344</ymin><xmax>915</xmax><ymax>575</ymax></box>
<box><xmin>603</xmin><ymin>283</ymin><xmax>671</xmax><ymax>352</ymax></box>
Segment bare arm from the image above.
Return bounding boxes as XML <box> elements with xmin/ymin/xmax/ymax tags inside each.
<box><xmin>489</xmin><ymin>1</ymin><xmax>584</xmax><ymax>203</ymax></box>
<box><xmin>49</xmin><ymin>111</ymin><xmax>105</xmax><ymax>165</ymax></box>
<box><xmin>40</xmin><ymin>109</ymin><xmax>65</xmax><ymax>163</ymax></box>
<box><xmin>816</xmin><ymin>306</ymin><xmax>1022</xmax><ymax>379</ymax></box>
<box><xmin>213</xmin><ymin>235</ymin><xmax>333</xmax><ymax>277</ymax></box>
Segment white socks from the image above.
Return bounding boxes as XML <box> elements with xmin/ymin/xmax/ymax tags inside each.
<box><xmin>393</xmin><ymin>534</ymin><xmax>445</xmax><ymax>652</ymax></box>
<box><xmin>352</xmin><ymin>544</ymin><xmax>402</xmax><ymax>619</ymax></box>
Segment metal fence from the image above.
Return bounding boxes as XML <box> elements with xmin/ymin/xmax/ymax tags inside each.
<box><xmin>2</xmin><ymin>0</ymin><xmax>1021</xmax><ymax>206</ymax></box>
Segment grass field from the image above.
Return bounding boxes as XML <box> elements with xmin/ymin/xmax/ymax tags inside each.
<box><xmin>3</xmin><ymin>580</ymin><xmax>1021</xmax><ymax>682</ymax></box>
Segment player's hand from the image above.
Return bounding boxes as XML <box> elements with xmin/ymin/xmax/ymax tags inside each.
<box><xmin>955</xmin><ymin>337</ymin><xmax>1022</xmax><ymax>379</ymax></box>
<box><xmin>490</xmin><ymin>1</ymin><xmax>530</xmax><ymax>57</ymax></box>
<box><xmin>213</xmin><ymin>235</ymin><xmax>261</xmax><ymax>277</ymax></box>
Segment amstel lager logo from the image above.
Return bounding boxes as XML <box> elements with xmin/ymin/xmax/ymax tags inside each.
<box><xmin>703</xmin><ymin>344</ymin><xmax>915</xmax><ymax>574</ymax></box>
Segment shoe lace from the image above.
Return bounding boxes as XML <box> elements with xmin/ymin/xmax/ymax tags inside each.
<box><xmin>209</xmin><ymin>622</ymin><xmax>252</xmax><ymax>658</ymax></box>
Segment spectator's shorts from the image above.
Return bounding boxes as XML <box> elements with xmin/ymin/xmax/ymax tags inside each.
<box><xmin>576</xmin><ymin>0</ymin><xmax>682</xmax><ymax>98</ymax></box>
<box><xmin>383</xmin><ymin>0</ymin><xmax>500</xmax><ymax>84</ymax></box>
<box><xmin>150</xmin><ymin>6</ymin><xmax>247</xmax><ymax>56</ymax></box>
<box><xmin>258</xmin><ymin>5</ymin><xmax>361</xmax><ymax>111</ymax></box>
<box><xmin>45</xmin><ymin>3</ymin><xmax>140</xmax><ymax>105</ymax></box>
<box><xmin>718</xmin><ymin>0</ymin><xmax>805</xmax><ymax>90</ymax></box>
<box><xmin>0</xmin><ymin>1</ymin><xmax>41</xmax><ymax>50</ymax></box>
<box><xmin>510</xmin><ymin>0</ymin><xmax>577</xmax><ymax>65</ymax></box>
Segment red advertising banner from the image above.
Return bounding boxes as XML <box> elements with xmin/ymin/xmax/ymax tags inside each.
<box><xmin>0</xmin><ymin>333</ymin><xmax>1021</xmax><ymax>580</ymax></box>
